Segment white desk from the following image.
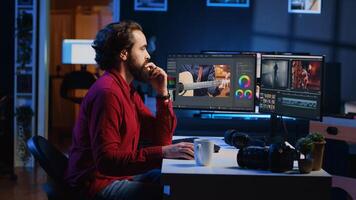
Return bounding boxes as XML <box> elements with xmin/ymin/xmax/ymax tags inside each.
<box><xmin>162</xmin><ymin>137</ymin><xmax>332</xmax><ymax>200</ymax></box>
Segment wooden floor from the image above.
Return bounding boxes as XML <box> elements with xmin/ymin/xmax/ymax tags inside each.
<box><xmin>0</xmin><ymin>166</ymin><xmax>47</xmax><ymax>200</ymax></box>
<box><xmin>2</xmin><ymin>167</ymin><xmax>355</xmax><ymax>200</ymax></box>
<box><xmin>0</xmin><ymin>133</ymin><xmax>72</xmax><ymax>200</ymax></box>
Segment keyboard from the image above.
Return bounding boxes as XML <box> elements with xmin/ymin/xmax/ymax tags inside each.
<box><xmin>172</xmin><ymin>137</ymin><xmax>221</xmax><ymax>153</ymax></box>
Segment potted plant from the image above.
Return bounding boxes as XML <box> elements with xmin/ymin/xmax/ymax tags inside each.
<box><xmin>307</xmin><ymin>132</ymin><xmax>326</xmax><ymax>171</ymax></box>
<box><xmin>15</xmin><ymin>105</ymin><xmax>34</xmax><ymax>166</ymax></box>
<box><xmin>296</xmin><ymin>137</ymin><xmax>314</xmax><ymax>173</ymax></box>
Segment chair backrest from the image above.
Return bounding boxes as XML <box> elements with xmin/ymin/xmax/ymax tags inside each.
<box><xmin>27</xmin><ymin>136</ymin><xmax>68</xmax><ymax>184</ymax></box>
<box><xmin>323</xmin><ymin>138</ymin><xmax>350</xmax><ymax>176</ymax></box>
<box><xmin>331</xmin><ymin>187</ymin><xmax>353</xmax><ymax>200</ymax></box>
<box><xmin>60</xmin><ymin>70</ymin><xmax>97</xmax><ymax>104</ymax></box>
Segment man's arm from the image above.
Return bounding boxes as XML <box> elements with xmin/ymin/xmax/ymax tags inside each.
<box><xmin>88</xmin><ymin>89</ymin><xmax>163</xmax><ymax>176</ymax></box>
<box><xmin>206</xmin><ymin>65</ymin><xmax>221</xmax><ymax>96</ymax></box>
<box><xmin>139</xmin><ymin>63</ymin><xmax>194</xmax><ymax>159</ymax></box>
<box><xmin>136</xmin><ymin>94</ymin><xmax>176</xmax><ymax>146</ymax></box>
<box><xmin>137</xmin><ymin>62</ymin><xmax>176</xmax><ymax>145</ymax></box>
<box><xmin>137</xmin><ymin>101</ymin><xmax>194</xmax><ymax>160</ymax></box>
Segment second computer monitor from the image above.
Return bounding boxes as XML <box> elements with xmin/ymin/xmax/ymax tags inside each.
<box><xmin>167</xmin><ymin>54</ymin><xmax>256</xmax><ymax>112</ymax></box>
<box><xmin>259</xmin><ymin>54</ymin><xmax>324</xmax><ymax>120</ymax></box>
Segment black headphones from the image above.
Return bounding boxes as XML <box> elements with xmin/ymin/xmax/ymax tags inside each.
<box><xmin>224</xmin><ymin>129</ymin><xmax>266</xmax><ymax>149</ymax></box>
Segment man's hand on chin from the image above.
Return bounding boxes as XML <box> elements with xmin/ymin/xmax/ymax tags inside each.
<box><xmin>145</xmin><ymin>62</ymin><xmax>168</xmax><ymax>96</ymax></box>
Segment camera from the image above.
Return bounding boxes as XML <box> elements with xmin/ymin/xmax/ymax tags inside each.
<box><xmin>224</xmin><ymin>129</ymin><xmax>296</xmax><ymax>172</ymax></box>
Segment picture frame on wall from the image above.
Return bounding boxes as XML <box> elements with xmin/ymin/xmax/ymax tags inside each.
<box><xmin>288</xmin><ymin>0</ymin><xmax>322</xmax><ymax>14</ymax></box>
<box><xmin>134</xmin><ymin>0</ymin><xmax>168</xmax><ymax>12</ymax></box>
<box><xmin>207</xmin><ymin>0</ymin><xmax>250</xmax><ymax>8</ymax></box>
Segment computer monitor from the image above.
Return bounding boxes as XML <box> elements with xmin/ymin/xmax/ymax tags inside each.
<box><xmin>167</xmin><ymin>54</ymin><xmax>256</xmax><ymax>112</ymax></box>
<box><xmin>62</xmin><ymin>39</ymin><xmax>96</xmax><ymax>64</ymax></box>
<box><xmin>259</xmin><ymin>54</ymin><xmax>324</xmax><ymax>121</ymax></box>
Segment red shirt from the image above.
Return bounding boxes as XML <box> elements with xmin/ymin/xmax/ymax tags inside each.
<box><xmin>64</xmin><ymin>70</ymin><xmax>176</xmax><ymax>198</ymax></box>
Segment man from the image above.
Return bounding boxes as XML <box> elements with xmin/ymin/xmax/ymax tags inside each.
<box><xmin>178</xmin><ymin>64</ymin><xmax>229</xmax><ymax>96</ymax></box>
<box><xmin>273</xmin><ymin>62</ymin><xmax>278</xmax><ymax>88</ymax></box>
<box><xmin>65</xmin><ymin>21</ymin><xmax>194</xmax><ymax>200</ymax></box>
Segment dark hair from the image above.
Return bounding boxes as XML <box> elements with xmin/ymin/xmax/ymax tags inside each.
<box><xmin>92</xmin><ymin>20</ymin><xmax>143</xmax><ymax>70</ymax></box>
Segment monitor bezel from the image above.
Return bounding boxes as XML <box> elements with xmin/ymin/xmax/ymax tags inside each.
<box><xmin>258</xmin><ymin>54</ymin><xmax>325</xmax><ymax>121</ymax></box>
<box><xmin>167</xmin><ymin>53</ymin><xmax>257</xmax><ymax>113</ymax></box>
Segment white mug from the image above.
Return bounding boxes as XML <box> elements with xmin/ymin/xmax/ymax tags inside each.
<box><xmin>194</xmin><ymin>139</ymin><xmax>214</xmax><ymax>166</ymax></box>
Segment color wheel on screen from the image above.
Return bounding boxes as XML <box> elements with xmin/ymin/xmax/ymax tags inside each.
<box><xmin>244</xmin><ymin>90</ymin><xmax>253</xmax><ymax>99</ymax></box>
<box><xmin>235</xmin><ymin>89</ymin><xmax>244</xmax><ymax>99</ymax></box>
<box><xmin>238</xmin><ymin>75</ymin><xmax>251</xmax><ymax>88</ymax></box>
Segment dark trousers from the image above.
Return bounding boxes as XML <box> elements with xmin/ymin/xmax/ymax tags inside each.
<box><xmin>93</xmin><ymin>169</ymin><xmax>162</xmax><ymax>200</ymax></box>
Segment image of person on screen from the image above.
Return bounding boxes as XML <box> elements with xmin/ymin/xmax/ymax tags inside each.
<box><xmin>306</xmin><ymin>62</ymin><xmax>321</xmax><ymax>90</ymax></box>
<box><xmin>302</xmin><ymin>66</ymin><xmax>310</xmax><ymax>89</ymax></box>
<box><xmin>273</xmin><ymin>62</ymin><xmax>279</xmax><ymax>88</ymax></box>
<box><xmin>65</xmin><ymin>21</ymin><xmax>194</xmax><ymax>200</ymax></box>
<box><xmin>292</xmin><ymin>60</ymin><xmax>311</xmax><ymax>90</ymax></box>
<box><xmin>261</xmin><ymin>60</ymin><xmax>288</xmax><ymax>89</ymax></box>
<box><xmin>178</xmin><ymin>64</ymin><xmax>230</xmax><ymax>97</ymax></box>
<box><xmin>292</xmin><ymin>61</ymin><xmax>321</xmax><ymax>91</ymax></box>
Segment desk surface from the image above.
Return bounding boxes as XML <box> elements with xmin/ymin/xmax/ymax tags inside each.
<box><xmin>162</xmin><ymin>137</ymin><xmax>332</xmax><ymax>200</ymax></box>
<box><xmin>163</xmin><ymin>136</ymin><xmax>330</xmax><ymax>177</ymax></box>
<box><xmin>162</xmin><ymin>149</ymin><xmax>330</xmax><ymax>177</ymax></box>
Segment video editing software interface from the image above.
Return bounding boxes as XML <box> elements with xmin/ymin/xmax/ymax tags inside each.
<box><xmin>167</xmin><ymin>54</ymin><xmax>256</xmax><ymax>112</ymax></box>
<box><xmin>259</xmin><ymin>54</ymin><xmax>324</xmax><ymax>120</ymax></box>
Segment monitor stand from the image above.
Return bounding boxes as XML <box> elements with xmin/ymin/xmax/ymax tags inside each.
<box><xmin>269</xmin><ymin>114</ymin><xmax>284</xmax><ymax>144</ymax></box>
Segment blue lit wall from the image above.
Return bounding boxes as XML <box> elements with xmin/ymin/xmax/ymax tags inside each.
<box><xmin>121</xmin><ymin>0</ymin><xmax>253</xmax><ymax>70</ymax></box>
<box><xmin>121</xmin><ymin>0</ymin><xmax>356</xmax><ymax>102</ymax></box>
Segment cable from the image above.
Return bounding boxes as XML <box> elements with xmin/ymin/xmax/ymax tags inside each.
<box><xmin>281</xmin><ymin>116</ymin><xmax>289</xmax><ymax>142</ymax></box>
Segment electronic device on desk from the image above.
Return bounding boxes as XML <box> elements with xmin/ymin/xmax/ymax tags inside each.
<box><xmin>258</xmin><ymin>54</ymin><xmax>324</xmax><ymax>121</ymax></box>
<box><xmin>172</xmin><ymin>137</ymin><xmax>221</xmax><ymax>153</ymax></box>
<box><xmin>223</xmin><ymin>54</ymin><xmax>325</xmax><ymax>173</ymax></box>
<box><xmin>257</xmin><ymin>54</ymin><xmax>324</xmax><ymax>141</ymax></box>
<box><xmin>168</xmin><ymin>53</ymin><xmax>325</xmax><ymax>173</ymax></box>
<box><xmin>167</xmin><ymin>53</ymin><xmax>256</xmax><ymax>112</ymax></box>
<box><xmin>224</xmin><ymin>129</ymin><xmax>297</xmax><ymax>172</ymax></box>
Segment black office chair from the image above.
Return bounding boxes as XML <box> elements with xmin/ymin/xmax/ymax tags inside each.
<box><xmin>331</xmin><ymin>187</ymin><xmax>352</xmax><ymax>200</ymax></box>
<box><xmin>27</xmin><ymin>136</ymin><xmax>85</xmax><ymax>200</ymax></box>
<box><xmin>323</xmin><ymin>139</ymin><xmax>353</xmax><ymax>200</ymax></box>
<box><xmin>60</xmin><ymin>69</ymin><xmax>97</xmax><ymax>104</ymax></box>
<box><xmin>323</xmin><ymin>138</ymin><xmax>350</xmax><ymax>176</ymax></box>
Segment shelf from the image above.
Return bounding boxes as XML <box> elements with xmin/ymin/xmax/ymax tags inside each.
<box><xmin>16</xmin><ymin>93</ymin><xmax>33</xmax><ymax>97</ymax></box>
<box><xmin>322</xmin><ymin>117</ymin><xmax>356</xmax><ymax>128</ymax></box>
<box><xmin>17</xmin><ymin>5</ymin><xmax>34</xmax><ymax>10</ymax></box>
<box><xmin>310</xmin><ymin>118</ymin><xmax>356</xmax><ymax>143</ymax></box>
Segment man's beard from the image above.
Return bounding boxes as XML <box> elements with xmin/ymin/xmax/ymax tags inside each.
<box><xmin>127</xmin><ymin>56</ymin><xmax>150</xmax><ymax>83</ymax></box>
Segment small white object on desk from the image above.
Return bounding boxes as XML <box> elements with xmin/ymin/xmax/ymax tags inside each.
<box><xmin>193</xmin><ymin>139</ymin><xmax>214</xmax><ymax>166</ymax></box>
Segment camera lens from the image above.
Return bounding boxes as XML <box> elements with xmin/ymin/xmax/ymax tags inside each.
<box><xmin>269</xmin><ymin>143</ymin><xmax>295</xmax><ymax>172</ymax></box>
<box><xmin>224</xmin><ymin>129</ymin><xmax>266</xmax><ymax>149</ymax></box>
<box><xmin>237</xmin><ymin>146</ymin><xmax>269</xmax><ymax>170</ymax></box>
<box><xmin>224</xmin><ymin>130</ymin><xmax>250</xmax><ymax>149</ymax></box>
